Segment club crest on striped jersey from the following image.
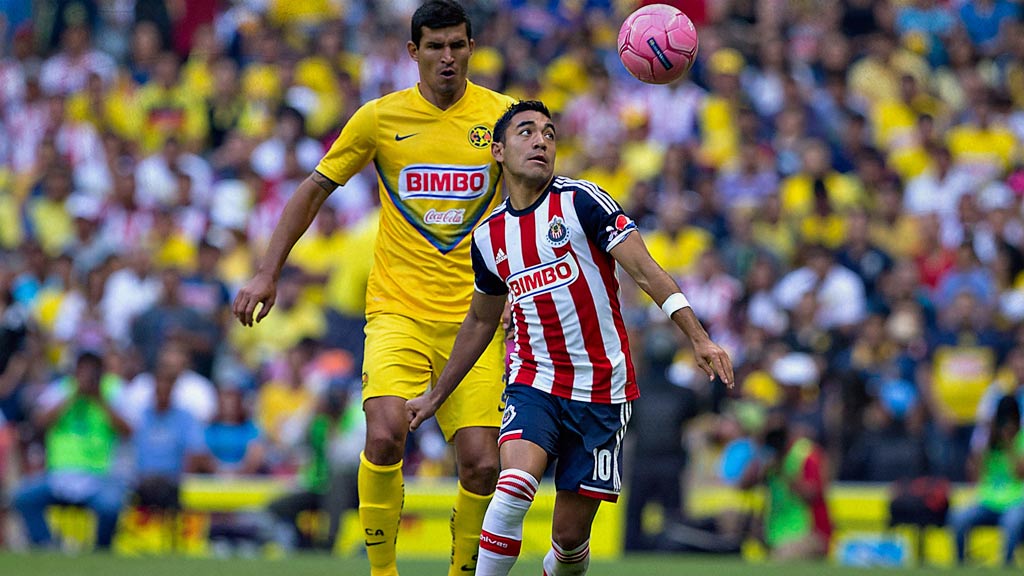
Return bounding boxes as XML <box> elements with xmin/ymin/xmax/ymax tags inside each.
<box><xmin>507</xmin><ymin>253</ymin><xmax>580</xmax><ymax>304</ymax></box>
<box><xmin>501</xmin><ymin>404</ymin><xmax>516</xmax><ymax>429</ymax></box>
<box><xmin>544</xmin><ymin>216</ymin><xmax>571</xmax><ymax>248</ymax></box>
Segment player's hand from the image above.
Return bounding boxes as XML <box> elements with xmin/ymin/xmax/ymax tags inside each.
<box><xmin>692</xmin><ymin>339</ymin><xmax>734</xmax><ymax>388</ymax></box>
<box><xmin>406</xmin><ymin>394</ymin><xmax>440</xmax><ymax>432</ymax></box>
<box><xmin>233</xmin><ymin>272</ymin><xmax>277</xmax><ymax>327</ymax></box>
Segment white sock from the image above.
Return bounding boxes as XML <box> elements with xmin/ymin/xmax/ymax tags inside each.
<box><xmin>543</xmin><ymin>539</ymin><xmax>590</xmax><ymax>576</ymax></box>
<box><xmin>474</xmin><ymin>469</ymin><xmax>539</xmax><ymax>576</ymax></box>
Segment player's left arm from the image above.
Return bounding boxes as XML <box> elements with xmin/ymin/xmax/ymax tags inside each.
<box><xmin>572</xmin><ymin>185</ymin><xmax>732</xmax><ymax>385</ymax></box>
<box><xmin>407</xmin><ymin>290</ymin><xmax>506</xmax><ymax>431</ymax></box>
<box><xmin>610</xmin><ymin>232</ymin><xmax>733</xmax><ymax>386</ymax></box>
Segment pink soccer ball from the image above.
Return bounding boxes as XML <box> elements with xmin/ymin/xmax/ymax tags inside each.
<box><xmin>617</xmin><ymin>4</ymin><xmax>698</xmax><ymax>85</ymax></box>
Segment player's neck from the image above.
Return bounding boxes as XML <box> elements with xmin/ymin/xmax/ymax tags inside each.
<box><xmin>417</xmin><ymin>81</ymin><xmax>468</xmax><ymax>111</ymax></box>
<box><xmin>506</xmin><ymin>176</ymin><xmax>551</xmax><ymax>212</ymax></box>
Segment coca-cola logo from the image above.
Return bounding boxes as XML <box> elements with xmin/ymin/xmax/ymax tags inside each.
<box><xmin>423</xmin><ymin>208</ymin><xmax>466</xmax><ymax>225</ymax></box>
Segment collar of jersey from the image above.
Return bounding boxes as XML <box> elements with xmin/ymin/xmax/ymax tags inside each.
<box><xmin>506</xmin><ymin>183</ymin><xmax>552</xmax><ymax>217</ymax></box>
<box><xmin>414</xmin><ymin>80</ymin><xmax>475</xmax><ymax>113</ymax></box>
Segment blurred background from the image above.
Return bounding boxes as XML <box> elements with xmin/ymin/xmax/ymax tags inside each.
<box><xmin>1</xmin><ymin>0</ymin><xmax>1023</xmax><ymax>569</ymax></box>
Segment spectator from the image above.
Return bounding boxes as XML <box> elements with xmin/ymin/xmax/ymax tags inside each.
<box><xmin>202</xmin><ymin>387</ymin><xmax>265</xmax><ymax>475</ymax></box>
<box><xmin>249</xmin><ymin>106</ymin><xmax>322</xmax><ymax>183</ymax></box>
<box><xmin>949</xmin><ymin>395</ymin><xmax>1024</xmax><ymax>567</ymax></box>
<box><xmin>132</xmin><ymin>359</ymin><xmax>206</xmax><ymax>512</ymax></box>
<box><xmin>265</xmin><ymin>379</ymin><xmax>363</xmax><ymax>552</ymax></box>
<box><xmin>774</xmin><ymin>244</ymin><xmax>867</xmax><ymax>333</ymax></box>
<box><xmin>123</xmin><ymin>342</ymin><xmax>217</xmax><ymax>427</ymax></box>
<box><xmin>740</xmin><ymin>417</ymin><xmax>832</xmax><ymax>561</ymax></box>
<box><xmin>256</xmin><ymin>340</ymin><xmax>319</xmax><ymax>466</ymax></box>
<box><xmin>842</xmin><ymin>379</ymin><xmax>931</xmax><ymax>482</ymax></box>
<box><xmin>131</xmin><ymin>267</ymin><xmax>217</xmax><ymax>372</ymax></box>
<box><xmin>13</xmin><ymin>351</ymin><xmax>130</xmax><ymax>550</ymax></box>
<box><xmin>100</xmin><ymin>248</ymin><xmax>161</xmax><ymax>346</ymax></box>
<box><xmin>625</xmin><ymin>326</ymin><xmax>700</xmax><ymax>551</ymax></box>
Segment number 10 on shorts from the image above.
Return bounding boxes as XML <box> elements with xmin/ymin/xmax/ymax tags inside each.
<box><xmin>592</xmin><ymin>448</ymin><xmax>613</xmax><ymax>482</ymax></box>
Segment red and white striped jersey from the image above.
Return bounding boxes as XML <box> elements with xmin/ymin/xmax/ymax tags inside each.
<box><xmin>471</xmin><ymin>176</ymin><xmax>639</xmax><ymax>404</ymax></box>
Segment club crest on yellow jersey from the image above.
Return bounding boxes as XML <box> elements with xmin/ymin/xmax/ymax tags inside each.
<box><xmin>468</xmin><ymin>125</ymin><xmax>493</xmax><ymax>149</ymax></box>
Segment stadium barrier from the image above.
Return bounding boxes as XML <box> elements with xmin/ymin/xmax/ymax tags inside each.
<box><xmin>38</xmin><ymin>478</ymin><xmax>1018</xmax><ymax>566</ymax></box>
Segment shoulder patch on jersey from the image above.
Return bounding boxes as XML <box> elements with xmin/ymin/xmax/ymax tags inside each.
<box><xmin>468</xmin><ymin>125</ymin><xmax>493</xmax><ymax>149</ymax></box>
<box><xmin>544</xmin><ymin>216</ymin><xmax>571</xmax><ymax>248</ymax></box>
<box><xmin>606</xmin><ymin>214</ymin><xmax>636</xmax><ymax>245</ymax></box>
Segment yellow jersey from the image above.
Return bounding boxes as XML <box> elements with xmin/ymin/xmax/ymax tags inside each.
<box><xmin>316</xmin><ymin>81</ymin><xmax>515</xmax><ymax>322</ymax></box>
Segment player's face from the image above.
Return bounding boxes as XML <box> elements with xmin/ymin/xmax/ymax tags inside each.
<box><xmin>493</xmin><ymin>110</ymin><xmax>556</xmax><ymax>184</ymax></box>
<box><xmin>408</xmin><ymin>24</ymin><xmax>473</xmax><ymax>101</ymax></box>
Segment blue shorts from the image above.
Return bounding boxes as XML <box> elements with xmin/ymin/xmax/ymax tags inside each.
<box><xmin>498</xmin><ymin>383</ymin><xmax>632</xmax><ymax>502</ymax></box>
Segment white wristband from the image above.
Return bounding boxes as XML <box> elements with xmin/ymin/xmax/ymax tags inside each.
<box><xmin>661</xmin><ymin>292</ymin><xmax>690</xmax><ymax>318</ymax></box>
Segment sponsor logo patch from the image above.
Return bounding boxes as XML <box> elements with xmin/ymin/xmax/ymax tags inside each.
<box><xmin>605</xmin><ymin>213</ymin><xmax>635</xmax><ymax>244</ymax></box>
<box><xmin>398</xmin><ymin>164</ymin><xmax>490</xmax><ymax>201</ymax></box>
<box><xmin>506</xmin><ymin>253</ymin><xmax>579</xmax><ymax>304</ymax></box>
<box><xmin>423</xmin><ymin>208</ymin><xmax>465</xmax><ymax>225</ymax></box>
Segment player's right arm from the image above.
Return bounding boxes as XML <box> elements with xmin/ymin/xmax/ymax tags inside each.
<box><xmin>407</xmin><ymin>239</ymin><xmax>508</xmax><ymax>431</ymax></box>
<box><xmin>233</xmin><ymin>101</ymin><xmax>378</xmax><ymax>327</ymax></box>
<box><xmin>406</xmin><ymin>290</ymin><xmax>505</xmax><ymax>431</ymax></box>
<box><xmin>232</xmin><ymin>173</ymin><xmax>336</xmax><ymax>326</ymax></box>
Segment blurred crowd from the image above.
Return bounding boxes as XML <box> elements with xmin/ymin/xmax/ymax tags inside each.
<box><xmin>1</xmin><ymin>0</ymin><xmax>1024</xmax><ymax>554</ymax></box>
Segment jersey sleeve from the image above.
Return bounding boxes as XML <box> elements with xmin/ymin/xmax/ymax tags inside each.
<box><xmin>471</xmin><ymin>239</ymin><xmax>507</xmax><ymax>296</ymax></box>
<box><xmin>572</xmin><ymin>183</ymin><xmax>637</xmax><ymax>252</ymax></box>
<box><xmin>315</xmin><ymin>100</ymin><xmax>378</xmax><ymax>186</ymax></box>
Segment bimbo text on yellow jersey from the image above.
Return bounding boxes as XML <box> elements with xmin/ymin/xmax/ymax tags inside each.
<box><xmin>316</xmin><ymin>81</ymin><xmax>516</xmax><ymax>322</ymax></box>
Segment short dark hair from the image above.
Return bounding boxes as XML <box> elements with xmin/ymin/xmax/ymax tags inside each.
<box><xmin>411</xmin><ymin>1</ymin><xmax>471</xmax><ymax>47</ymax></box>
<box><xmin>492</xmin><ymin>100</ymin><xmax>552</xmax><ymax>145</ymax></box>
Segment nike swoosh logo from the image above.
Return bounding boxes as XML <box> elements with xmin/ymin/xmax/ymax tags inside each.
<box><xmin>395</xmin><ymin>133</ymin><xmax>419</xmax><ymax>141</ymax></box>
<box><xmin>365</xmin><ymin>540</ymin><xmax>386</xmax><ymax>547</ymax></box>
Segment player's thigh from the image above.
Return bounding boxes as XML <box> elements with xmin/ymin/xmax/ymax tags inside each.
<box><xmin>554</xmin><ymin>401</ymin><xmax>632</xmax><ymax>503</ymax></box>
<box><xmin>551</xmin><ymin>489</ymin><xmax>602</xmax><ymax>549</ymax></box>
<box><xmin>433</xmin><ymin>325</ymin><xmax>506</xmax><ymax>440</ymax></box>
<box><xmin>361</xmin><ymin>313</ymin><xmax>432</xmax><ymax>401</ymax></box>
<box><xmin>495</xmin><ymin>384</ymin><xmax>561</xmax><ymax>462</ymax></box>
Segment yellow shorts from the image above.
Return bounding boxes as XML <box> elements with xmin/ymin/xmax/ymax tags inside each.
<box><xmin>362</xmin><ymin>312</ymin><xmax>506</xmax><ymax>440</ymax></box>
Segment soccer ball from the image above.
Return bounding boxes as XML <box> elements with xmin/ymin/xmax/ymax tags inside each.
<box><xmin>617</xmin><ymin>4</ymin><xmax>698</xmax><ymax>85</ymax></box>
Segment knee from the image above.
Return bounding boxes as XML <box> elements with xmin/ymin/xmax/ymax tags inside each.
<box><xmin>551</xmin><ymin>524</ymin><xmax>591</xmax><ymax>552</ymax></box>
<box><xmin>363</xmin><ymin>424</ymin><xmax>406</xmax><ymax>465</ymax></box>
<box><xmin>459</xmin><ymin>457</ymin><xmax>500</xmax><ymax>494</ymax></box>
<box><xmin>12</xmin><ymin>478</ymin><xmax>47</xmax><ymax>511</ymax></box>
<box><xmin>1000</xmin><ymin>507</ymin><xmax>1024</xmax><ymax>531</ymax></box>
<box><xmin>950</xmin><ymin>509</ymin><xmax>972</xmax><ymax>532</ymax></box>
<box><xmin>93</xmin><ymin>491</ymin><xmax>126</xmax><ymax>517</ymax></box>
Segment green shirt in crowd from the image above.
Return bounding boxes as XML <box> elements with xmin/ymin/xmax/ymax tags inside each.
<box><xmin>977</xmin><ymin>430</ymin><xmax>1024</xmax><ymax>512</ymax></box>
<box><xmin>44</xmin><ymin>374</ymin><xmax>124</xmax><ymax>475</ymax></box>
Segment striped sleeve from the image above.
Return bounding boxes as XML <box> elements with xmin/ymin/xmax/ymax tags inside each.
<box><xmin>571</xmin><ymin>180</ymin><xmax>637</xmax><ymax>253</ymax></box>
<box><xmin>471</xmin><ymin>238</ymin><xmax>507</xmax><ymax>296</ymax></box>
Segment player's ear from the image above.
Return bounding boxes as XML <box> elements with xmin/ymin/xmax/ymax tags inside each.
<box><xmin>407</xmin><ymin>40</ymin><xmax>418</xmax><ymax>62</ymax></box>
<box><xmin>468</xmin><ymin>38</ymin><xmax>475</xmax><ymax>55</ymax></box>
<box><xmin>491</xmin><ymin>141</ymin><xmax>504</xmax><ymax>163</ymax></box>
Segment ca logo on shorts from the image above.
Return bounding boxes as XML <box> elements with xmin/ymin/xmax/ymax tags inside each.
<box><xmin>501</xmin><ymin>405</ymin><xmax>516</xmax><ymax>429</ymax></box>
<box><xmin>468</xmin><ymin>125</ymin><xmax>492</xmax><ymax>149</ymax></box>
